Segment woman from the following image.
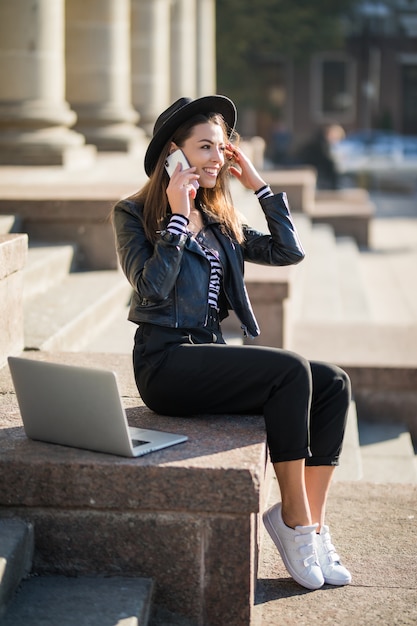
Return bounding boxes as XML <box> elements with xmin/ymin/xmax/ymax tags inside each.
<box><xmin>112</xmin><ymin>95</ymin><xmax>352</xmax><ymax>590</ymax></box>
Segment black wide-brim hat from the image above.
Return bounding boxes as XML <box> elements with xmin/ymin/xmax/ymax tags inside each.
<box><xmin>144</xmin><ymin>95</ymin><xmax>237</xmax><ymax>177</ymax></box>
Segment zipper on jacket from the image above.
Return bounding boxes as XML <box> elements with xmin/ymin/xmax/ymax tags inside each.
<box><xmin>173</xmin><ymin>284</ymin><xmax>179</xmax><ymax>328</ymax></box>
<box><xmin>203</xmin><ymin>303</ymin><xmax>210</xmax><ymax>327</ymax></box>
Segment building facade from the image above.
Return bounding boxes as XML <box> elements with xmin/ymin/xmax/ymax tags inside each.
<box><xmin>307</xmin><ymin>0</ymin><xmax>417</xmax><ymax>137</ymax></box>
<box><xmin>243</xmin><ymin>1</ymin><xmax>417</xmax><ymax>161</ymax></box>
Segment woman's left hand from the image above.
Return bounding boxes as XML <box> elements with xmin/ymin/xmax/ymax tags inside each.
<box><xmin>225</xmin><ymin>143</ymin><xmax>267</xmax><ymax>192</ymax></box>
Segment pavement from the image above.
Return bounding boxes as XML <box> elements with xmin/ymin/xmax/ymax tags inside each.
<box><xmin>254</xmin><ymin>478</ymin><xmax>417</xmax><ymax>626</ymax></box>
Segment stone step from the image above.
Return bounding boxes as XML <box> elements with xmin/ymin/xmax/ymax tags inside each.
<box><xmin>290</xmin><ymin>214</ymin><xmax>417</xmax><ymax>353</ymax></box>
<box><xmin>1</xmin><ymin>575</ymin><xmax>154</xmax><ymax>626</ymax></box>
<box><xmin>258</xmin><ymin>402</ymin><xmax>416</xmax><ymax>488</ymax></box>
<box><xmin>292</xmin><ymin>212</ymin><xmax>314</xmax><ymax>248</ymax></box>
<box><xmin>84</xmin><ymin>305</ymin><xmax>136</xmax><ymax>353</ymax></box>
<box><xmin>0</xmin><ymin>350</ymin><xmax>270</xmax><ymax>626</ymax></box>
<box><xmin>295</xmin><ymin>224</ymin><xmax>372</xmax><ymax>324</ymax></box>
<box><xmin>289</xmin><ymin>320</ymin><xmax>417</xmax><ymax>367</ymax></box>
<box><xmin>297</xmin><ymin>223</ymin><xmax>343</xmax><ymax>321</ymax></box>
<box><xmin>334</xmin><ymin>400</ymin><xmax>362</xmax><ymax>482</ymax></box>
<box><xmin>335</xmin><ymin>237</ymin><xmax>371</xmax><ymax>321</ymax></box>
<box><xmin>358</xmin><ymin>419</ymin><xmax>417</xmax><ymax>483</ymax></box>
<box><xmin>24</xmin><ymin>242</ymin><xmax>76</xmax><ymax>301</ymax></box>
<box><xmin>282</xmin><ymin>214</ymin><xmax>314</xmax><ymax>339</ymax></box>
<box><xmin>0</xmin><ymin>519</ymin><xmax>33</xmax><ymax>620</ymax></box>
<box><xmin>24</xmin><ymin>270</ymin><xmax>132</xmax><ymax>351</ymax></box>
<box><xmin>308</xmin><ymin>194</ymin><xmax>374</xmax><ymax>247</ymax></box>
<box><xmin>360</xmin><ymin>246</ymin><xmax>417</xmax><ymax>324</ymax></box>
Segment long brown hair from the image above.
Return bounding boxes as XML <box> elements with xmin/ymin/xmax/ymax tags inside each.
<box><xmin>129</xmin><ymin>113</ymin><xmax>244</xmax><ymax>244</ymax></box>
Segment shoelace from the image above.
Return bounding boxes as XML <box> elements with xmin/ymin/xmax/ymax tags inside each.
<box><xmin>295</xmin><ymin>530</ymin><xmax>319</xmax><ymax>567</ymax></box>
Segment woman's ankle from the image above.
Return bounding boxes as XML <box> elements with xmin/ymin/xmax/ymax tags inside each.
<box><xmin>281</xmin><ymin>501</ymin><xmax>312</xmax><ymax>529</ymax></box>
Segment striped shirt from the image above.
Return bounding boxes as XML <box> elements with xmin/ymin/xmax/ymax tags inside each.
<box><xmin>166</xmin><ymin>213</ymin><xmax>223</xmax><ymax>309</ymax></box>
<box><xmin>165</xmin><ymin>184</ymin><xmax>273</xmax><ymax>310</ymax></box>
<box><xmin>254</xmin><ymin>184</ymin><xmax>274</xmax><ymax>200</ymax></box>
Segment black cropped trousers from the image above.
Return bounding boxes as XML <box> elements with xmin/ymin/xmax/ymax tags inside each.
<box><xmin>133</xmin><ymin>323</ymin><xmax>351</xmax><ymax>465</ymax></box>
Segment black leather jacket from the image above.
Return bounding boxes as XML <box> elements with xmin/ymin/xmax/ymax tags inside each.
<box><xmin>113</xmin><ymin>192</ymin><xmax>305</xmax><ymax>338</ymax></box>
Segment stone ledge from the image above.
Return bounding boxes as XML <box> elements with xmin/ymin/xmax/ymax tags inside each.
<box><xmin>0</xmin><ymin>197</ymin><xmax>120</xmax><ymax>270</ymax></box>
<box><xmin>244</xmin><ymin>263</ymin><xmax>296</xmax><ymax>348</ymax></box>
<box><xmin>308</xmin><ymin>190</ymin><xmax>375</xmax><ymax>248</ymax></box>
<box><xmin>0</xmin><ymin>412</ymin><xmax>265</xmax><ymax>515</ymax></box>
<box><xmin>0</xmin><ymin>352</ymin><xmax>267</xmax><ymax>514</ymax></box>
<box><xmin>342</xmin><ymin>364</ymin><xmax>417</xmax><ymax>443</ymax></box>
<box><xmin>0</xmin><ymin>234</ymin><xmax>28</xmax><ymax>281</ymax></box>
<box><xmin>315</xmin><ymin>188</ymin><xmax>371</xmax><ymax>203</ymax></box>
<box><xmin>0</xmin><ymin>235</ymin><xmax>28</xmax><ymax>366</ymax></box>
<box><xmin>260</xmin><ymin>167</ymin><xmax>317</xmax><ymax>213</ymax></box>
<box><xmin>0</xmin><ymin>351</ymin><xmax>268</xmax><ymax>625</ymax></box>
<box><xmin>220</xmin><ymin>262</ymin><xmax>296</xmax><ymax>348</ymax></box>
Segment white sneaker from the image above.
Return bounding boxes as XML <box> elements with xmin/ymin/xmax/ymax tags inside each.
<box><xmin>263</xmin><ymin>503</ymin><xmax>324</xmax><ymax>590</ymax></box>
<box><xmin>316</xmin><ymin>525</ymin><xmax>352</xmax><ymax>586</ymax></box>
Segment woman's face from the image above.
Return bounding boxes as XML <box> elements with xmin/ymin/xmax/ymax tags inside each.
<box><xmin>180</xmin><ymin>122</ymin><xmax>226</xmax><ymax>189</ymax></box>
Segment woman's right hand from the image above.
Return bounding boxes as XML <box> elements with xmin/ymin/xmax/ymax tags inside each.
<box><xmin>166</xmin><ymin>162</ymin><xmax>200</xmax><ymax>218</ymax></box>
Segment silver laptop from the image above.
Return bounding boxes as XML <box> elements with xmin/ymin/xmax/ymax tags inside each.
<box><xmin>8</xmin><ymin>356</ymin><xmax>187</xmax><ymax>457</ymax></box>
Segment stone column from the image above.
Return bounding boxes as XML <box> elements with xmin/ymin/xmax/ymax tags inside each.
<box><xmin>0</xmin><ymin>0</ymin><xmax>94</xmax><ymax>166</ymax></box>
<box><xmin>170</xmin><ymin>0</ymin><xmax>197</xmax><ymax>101</ymax></box>
<box><xmin>131</xmin><ymin>0</ymin><xmax>171</xmax><ymax>136</ymax></box>
<box><xmin>196</xmin><ymin>0</ymin><xmax>216</xmax><ymax>96</ymax></box>
<box><xmin>66</xmin><ymin>0</ymin><xmax>145</xmax><ymax>152</ymax></box>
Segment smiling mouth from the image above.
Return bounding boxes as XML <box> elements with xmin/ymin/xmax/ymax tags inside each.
<box><xmin>203</xmin><ymin>168</ymin><xmax>218</xmax><ymax>176</ymax></box>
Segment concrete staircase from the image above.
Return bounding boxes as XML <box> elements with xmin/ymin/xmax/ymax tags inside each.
<box><xmin>0</xmin><ymin>218</ymin><xmax>132</xmax><ymax>354</ymax></box>
<box><xmin>0</xmin><ymin>519</ymin><xmax>154</xmax><ymax>625</ymax></box>
<box><xmin>286</xmin><ymin>213</ymin><xmax>417</xmax><ymax>368</ymax></box>
<box><xmin>287</xmin><ymin>212</ymin><xmax>417</xmax><ymax>482</ymax></box>
<box><xmin>0</xmin><ymin>186</ymin><xmax>416</xmax><ymax>624</ymax></box>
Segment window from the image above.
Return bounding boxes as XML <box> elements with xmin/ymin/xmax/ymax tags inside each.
<box><xmin>402</xmin><ymin>63</ymin><xmax>417</xmax><ymax>133</ymax></box>
<box><xmin>312</xmin><ymin>53</ymin><xmax>356</xmax><ymax>123</ymax></box>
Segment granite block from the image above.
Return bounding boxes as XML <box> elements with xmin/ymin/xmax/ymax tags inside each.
<box><xmin>18</xmin><ymin>509</ymin><xmax>203</xmax><ymax>619</ymax></box>
<box><xmin>0</xmin><ymin>351</ymin><xmax>269</xmax><ymax>624</ymax></box>
<box><xmin>0</xmin><ymin>234</ymin><xmax>28</xmax><ymax>280</ymax></box>
<box><xmin>203</xmin><ymin>514</ymin><xmax>257</xmax><ymax>626</ymax></box>
<box><xmin>0</xmin><ymin>274</ymin><xmax>24</xmax><ymax>364</ymax></box>
<box><xmin>0</xmin><ymin>199</ymin><xmax>119</xmax><ymax>270</ymax></box>
<box><xmin>0</xmin><ymin>411</ymin><xmax>265</xmax><ymax>514</ymax></box>
<box><xmin>0</xmin><ymin>234</ymin><xmax>27</xmax><ymax>365</ymax></box>
<box><xmin>261</xmin><ymin>168</ymin><xmax>317</xmax><ymax>213</ymax></box>
<box><xmin>0</xmin><ymin>507</ymin><xmax>259</xmax><ymax>624</ymax></box>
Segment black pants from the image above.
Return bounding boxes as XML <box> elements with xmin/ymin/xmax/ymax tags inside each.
<box><xmin>133</xmin><ymin>322</ymin><xmax>351</xmax><ymax>465</ymax></box>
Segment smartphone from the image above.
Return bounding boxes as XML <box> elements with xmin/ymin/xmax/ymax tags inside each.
<box><xmin>165</xmin><ymin>149</ymin><xmax>199</xmax><ymax>192</ymax></box>
<box><xmin>165</xmin><ymin>149</ymin><xmax>191</xmax><ymax>177</ymax></box>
